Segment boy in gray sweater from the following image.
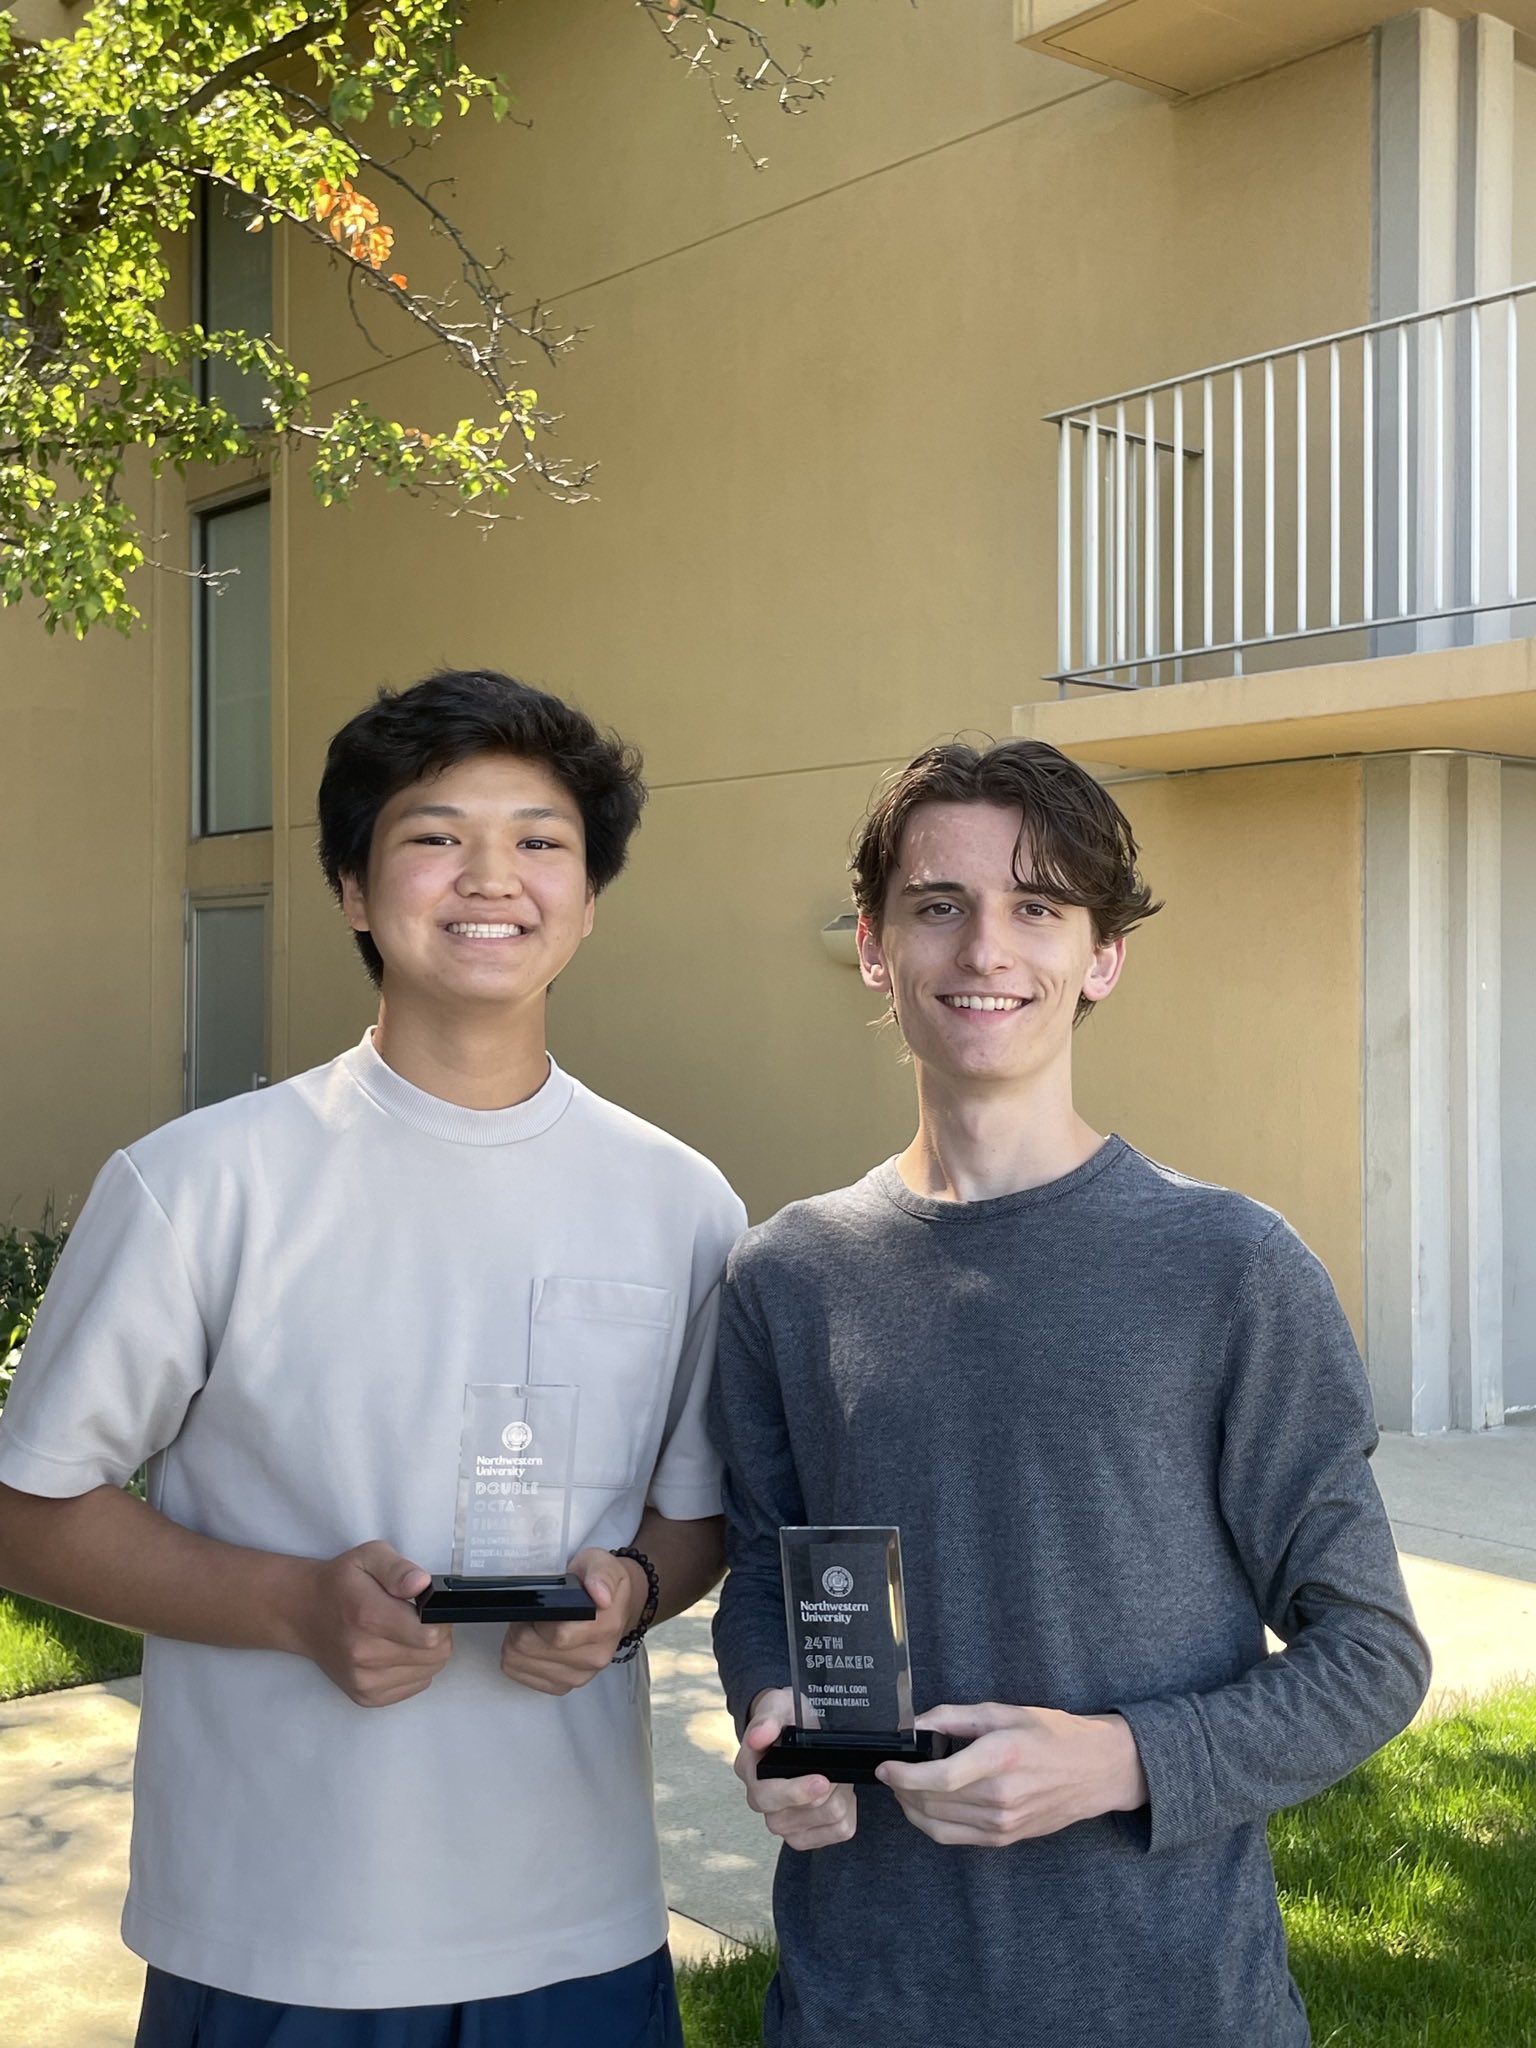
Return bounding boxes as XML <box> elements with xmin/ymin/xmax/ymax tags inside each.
<box><xmin>709</xmin><ymin>739</ymin><xmax>1430</xmax><ymax>2048</ymax></box>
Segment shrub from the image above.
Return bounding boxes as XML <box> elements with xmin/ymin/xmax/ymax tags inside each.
<box><xmin>0</xmin><ymin>1206</ymin><xmax>69</xmax><ymax>1412</ymax></box>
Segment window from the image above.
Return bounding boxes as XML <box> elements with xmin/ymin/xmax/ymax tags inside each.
<box><xmin>185</xmin><ymin>893</ymin><xmax>269</xmax><ymax>1110</ymax></box>
<box><xmin>197</xmin><ymin>181</ymin><xmax>273</xmax><ymax>425</ymax></box>
<box><xmin>194</xmin><ymin>493</ymin><xmax>272</xmax><ymax>836</ymax></box>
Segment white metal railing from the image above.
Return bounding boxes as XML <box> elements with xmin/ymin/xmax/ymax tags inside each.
<box><xmin>1047</xmin><ymin>280</ymin><xmax>1536</xmax><ymax>691</ymax></box>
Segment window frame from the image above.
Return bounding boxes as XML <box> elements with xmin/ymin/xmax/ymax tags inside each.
<box><xmin>182</xmin><ymin>886</ymin><xmax>272</xmax><ymax>1113</ymax></box>
<box><xmin>193</xmin><ymin>177</ymin><xmax>272</xmax><ymax>414</ymax></box>
<box><xmin>191</xmin><ymin>483</ymin><xmax>273</xmax><ymax>841</ymax></box>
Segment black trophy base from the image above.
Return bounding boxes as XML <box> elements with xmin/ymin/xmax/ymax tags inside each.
<box><xmin>414</xmin><ymin>1573</ymin><xmax>597</xmax><ymax>1625</ymax></box>
<box><xmin>758</xmin><ymin>1726</ymin><xmax>953</xmax><ymax>1785</ymax></box>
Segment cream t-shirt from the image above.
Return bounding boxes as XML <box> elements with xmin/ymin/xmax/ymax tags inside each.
<box><xmin>0</xmin><ymin>1036</ymin><xmax>746</xmax><ymax>2007</ymax></box>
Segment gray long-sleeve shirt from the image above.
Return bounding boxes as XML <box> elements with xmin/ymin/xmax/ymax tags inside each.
<box><xmin>710</xmin><ymin>1140</ymin><xmax>1430</xmax><ymax>2048</ymax></box>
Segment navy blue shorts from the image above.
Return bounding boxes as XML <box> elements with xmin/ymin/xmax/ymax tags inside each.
<box><xmin>133</xmin><ymin>1944</ymin><xmax>684</xmax><ymax>2048</ymax></box>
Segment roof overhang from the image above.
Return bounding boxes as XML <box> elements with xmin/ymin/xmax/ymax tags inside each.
<box><xmin>1014</xmin><ymin>1</ymin><xmax>1536</xmax><ymax>100</ymax></box>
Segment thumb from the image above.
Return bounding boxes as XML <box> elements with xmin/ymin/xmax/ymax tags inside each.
<box><xmin>913</xmin><ymin>1701</ymin><xmax>1016</xmax><ymax>1740</ymax></box>
<box><xmin>572</xmin><ymin>1547</ymin><xmax>625</xmax><ymax>1610</ymax></box>
<box><xmin>745</xmin><ymin>1693</ymin><xmax>792</xmax><ymax>1749</ymax></box>
<box><xmin>355</xmin><ymin>1542</ymin><xmax>432</xmax><ymax>1602</ymax></box>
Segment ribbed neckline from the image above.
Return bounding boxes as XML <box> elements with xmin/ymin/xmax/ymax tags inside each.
<box><xmin>340</xmin><ymin>1031</ymin><xmax>576</xmax><ymax>1147</ymax></box>
<box><xmin>872</xmin><ymin>1134</ymin><xmax>1129</xmax><ymax>1221</ymax></box>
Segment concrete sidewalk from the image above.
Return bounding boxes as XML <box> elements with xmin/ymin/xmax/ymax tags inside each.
<box><xmin>4</xmin><ymin>1419</ymin><xmax>1535</xmax><ymax>2043</ymax></box>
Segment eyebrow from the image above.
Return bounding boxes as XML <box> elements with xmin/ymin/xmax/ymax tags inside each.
<box><xmin>395</xmin><ymin>802</ymin><xmax>576</xmax><ymax>825</ymax></box>
<box><xmin>898</xmin><ymin>877</ymin><xmax>1059</xmax><ymax>897</ymax></box>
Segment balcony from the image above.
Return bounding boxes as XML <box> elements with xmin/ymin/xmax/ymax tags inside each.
<box><xmin>1017</xmin><ymin>281</ymin><xmax>1536</xmax><ymax>771</ymax></box>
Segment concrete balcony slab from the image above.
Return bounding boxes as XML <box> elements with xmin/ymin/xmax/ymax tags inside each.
<box><xmin>1013</xmin><ymin>636</ymin><xmax>1536</xmax><ymax>772</ymax></box>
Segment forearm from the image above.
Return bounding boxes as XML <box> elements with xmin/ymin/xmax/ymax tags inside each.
<box><xmin>1120</xmin><ymin>1604</ymin><xmax>1430</xmax><ymax>1854</ymax></box>
<box><xmin>0</xmin><ymin>1481</ymin><xmax>316</xmax><ymax>1656</ymax></box>
<box><xmin>628</xmin><ymin>1507</ymin><xmax>725</xmax><ymax>1625</ymax></box>
<box><xmin>712</xmin><ymin>1536</ymin><xmax>794</xmax><ymax>1732</ymax></box>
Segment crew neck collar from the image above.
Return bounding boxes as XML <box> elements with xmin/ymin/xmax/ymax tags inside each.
<box><xmin>873</xmin><ymin>1134</ymin><xmax>1128</xmax><ymax>1220</ymax></box>
<box><xmin>341</xmin><ymin>1030</ymin><xmax>576</xmax><ymax>1147</ymax></box>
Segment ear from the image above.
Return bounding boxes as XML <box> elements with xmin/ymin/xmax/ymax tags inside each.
<box><xmin>339</xmin><ymin>871</ymin><xmax>370</xmax><ymax>934</ymax></box>
<box><xmin>856</xmin><ymin>913</ymin><xmax>891</xmax><ymax>996</ymax></box>
<box><xmin>1080</xmin><ymin>932</ymin><xmax>1126</xmax><ymax>1008</ymax></box>
<box><xmin>581</xmin><ymin>883</ymin><xmax>596</xmax><ymax>941</ymax></box>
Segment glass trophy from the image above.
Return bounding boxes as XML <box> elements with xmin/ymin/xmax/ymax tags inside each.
<box><xmin>415</xmin><ymin>1383</ymin><xmax>597</xmax><ymax>1624</ymax></box>
<box><xmin>758</xmin><ymin>1526</ymin><xmax>951</xmax><ymax>1784</ymax></box>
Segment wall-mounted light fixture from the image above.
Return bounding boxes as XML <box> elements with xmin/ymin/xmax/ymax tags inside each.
<box><xmin>820</xmin><ymin>910</ymin><xmax>860</xmax><ymax>967</ymax></box>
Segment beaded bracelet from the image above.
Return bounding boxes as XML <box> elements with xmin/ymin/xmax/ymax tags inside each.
<box><xmin>610</xmin><ymin>1545</ymin><xmax>660</xmax><ymax>1664</ymax></box>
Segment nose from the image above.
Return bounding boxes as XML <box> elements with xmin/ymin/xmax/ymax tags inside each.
<box><xmin>457</xmin><ymin>834</ymin><xmax>527</xmax><ymax>899</ymax></box>
<box><xmin>955</xmin><ymin>905</ymin><xmax>1015</xmax><ymax>975</ymax></box>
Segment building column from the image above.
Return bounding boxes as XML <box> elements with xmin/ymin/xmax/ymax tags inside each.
<box><xmin>1374</xmin><ymin>9</ymin><xmax>1514</xmax><ymax>650</ymax></box>
<box><xmin>1364</xmin><ymin>753</ymin><xmax>1503</xmax><ymax>1431</ymax></box>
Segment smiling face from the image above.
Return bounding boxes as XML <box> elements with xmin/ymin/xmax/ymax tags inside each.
<box><xmin>339</xmin><ymin>751</ymin><xmax>595</xmax><ymax>1019</ymax></box>
<box><xmin>856</xmin><ymin>800</ymin><xmax>1124</xmax><ymax>1093</ymax></box>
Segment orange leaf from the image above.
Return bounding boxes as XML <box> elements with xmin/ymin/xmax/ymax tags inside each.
<box><xmin>388</xmin><ymin>273</ymin><xmax>408</xmax><ymax>290</ymax></box>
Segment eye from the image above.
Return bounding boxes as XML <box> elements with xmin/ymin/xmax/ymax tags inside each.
<box><xmin>1020</xmin><ymin>900</ymin><xmax>1056</xmax><ymax>919</ymax></box>
<box><xmin>519</xmin><ymin>836</ymin><xmax>561</xmax><ymax>852</ymax></box>
<box><xmin>917</xmin><ymin>900</ymin><xmax>960</xmax><ymax>918</ymax></box>
<box><xmin>412</xmin><ymin>833</ymin><xmax>457</xmax><ymax>847</ymax></box>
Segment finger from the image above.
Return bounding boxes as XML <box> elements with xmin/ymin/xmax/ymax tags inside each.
<box><xmin>360</xmin><ymin>1601</ymin><xmax>451</xmax><ymax>1653</ymax></box>
<box><xmin>877</xmin><ymin>1750</ymin><xmax>976</xmax><ymax>1794</ymax></box>
<box><xmin>347</xmin><ymin>1657</ymin><xmax>444</xmax><ymax>1701</ymax></box>
<box><xmin>779</xmin><ymin>1817</ymin><xmax>858</xmax><ymax>1851</ymax></box>
<box><xmin>890</xmin><ymin>1792</ymin><xmax>1020</xmax><ymax>1834</ymax></box>
<box><xmin>891</xmin><ymin>1806</ymin><xmax>996</xmax><ymax>1847</ymax></box>
<box><xmin>912</xmin><ymin>1702</ymin><xmax>1016</xmax><ymax>1739</ymax></box>
<box><xmin>538</xmin><ymin>1612</ymin><xmax>626</xmax><ymax>1653</ymax></box>
<box><xmin>501</xmin><ymin>1653</ymin><xmax>598</xmax><ymax>1691</ymax></box>
<box><xmin>352</xmin><ymin>1543</ymin><xmax>433</xmax><ymax>1604</ymax></box>
<box><xmin>504</xmin><ymin>1669</ymin><xmax>575</xmax><ymax>1697</ymax></box>
<box><xmin>771</xmin><ymin>1814</ymin><xmax>857</xmax><ymax>1850</ymax></box>
<box><xmin>745</xmin><ymin>1771</ymin><xmax>839</xmax><ymax>1812</ymax></box>
<box><xmin>769</xmin><ymin>1789</ymin><xmax>857</xmax><ymax>1845</ymax></box>
<box><xmin>901</xmin><ymin>1803</ymin><xmax>1032</xmax><ymax>1847</ymax></box>
<box><xmin>354</xmin><ymin>1675</ymin><xmax>436</xmax><ymax>1709</ymax></box>
<box><xmin>882</xmin><ymin>1725</ymin><xmax>1015</xmax><ymax>1793</ymax></box>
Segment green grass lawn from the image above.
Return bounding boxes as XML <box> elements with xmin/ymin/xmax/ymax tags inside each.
<box><xmin>1272</xmin><ymin>1685</ymin><xmax>1536</xmax><ymax>2045</ymax></box>
<box><xmin>0</xmin><ymin>1590</ymin><xmax>141</xmax><ymax>1700</ymax></box>
<box><xmin>677</xmin><ymin>1943</ymin><xmax>779</xmax><ymax>2048</ymax></box>
<box><xmin>676</xmin><ymin>1685</ymin><xmax>1536</xmax><ymax>2048</ymax></box>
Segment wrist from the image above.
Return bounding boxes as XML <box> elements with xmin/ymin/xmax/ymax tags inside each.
<box><xmin>1086</xmin><ymin>1713</ymin><xmax>1148</xmax><ymax>1815</ymax></box>
<box><xmin>608</xmin><ymin>1544</ymin><xmax>660</xmax><ymax>1663</ymax></box>
<box><xmin>256</xmin><ymin>1551</ymin><xmax>324</xmax><ymax>1661</ymax></box>
<box><xmin>615</xmin><ymin>1553</ymin><xmax>650</xmax><ymax>1632</ymax></box>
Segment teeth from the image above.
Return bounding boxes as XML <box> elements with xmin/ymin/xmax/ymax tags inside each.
<box><xmin>447</xmin><ymin>922</ymin><xmax>526</xmax><ymax>938</ymax></box>
<box><xmin>942</xmin><ymin>995</ymin><xmax>1025</xmax><ymax>1011</ymax></box>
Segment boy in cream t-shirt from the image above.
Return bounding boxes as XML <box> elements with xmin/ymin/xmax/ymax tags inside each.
<box><xmin>0</xmin><ymin>669</ymin><xmax>745</xmax><ymax>2047</ymax></box>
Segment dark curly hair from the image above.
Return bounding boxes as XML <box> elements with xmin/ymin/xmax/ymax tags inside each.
<box><xmin>317</xmin><ymin>668</ymin><xmax>646</xmax><ymax>987</ymax></box>
<box><xmin>851</xmin><ymin>738</ymin><xmax>1160</xmax><ymax>1021</ymax></box>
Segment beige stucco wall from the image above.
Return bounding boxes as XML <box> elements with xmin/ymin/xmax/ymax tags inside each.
<box><xmin>1073</xmin><ymin>759</ymin><xmax>1366</xmax><ymax>1334</ymax></box>
<box><xmin>3</xmin><ymin>2</ymin><xmax>1375</xmax><ymax>1286</ymax></box>
<box><xmin>0</xmin><ymin>455</ymin><xmax>194</xmax><ymax>1224</ymax></box>
<box><xmin>0</xmin><ymin>600</ymin><xmax>159</xmax><ymax>1220</ymax></box>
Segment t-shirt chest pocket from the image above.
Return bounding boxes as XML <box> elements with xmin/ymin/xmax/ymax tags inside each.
<box><xmin>528</xmin><ymin>1276</ymin><xmax>677</xmax><ymax>1492</ymax></box>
